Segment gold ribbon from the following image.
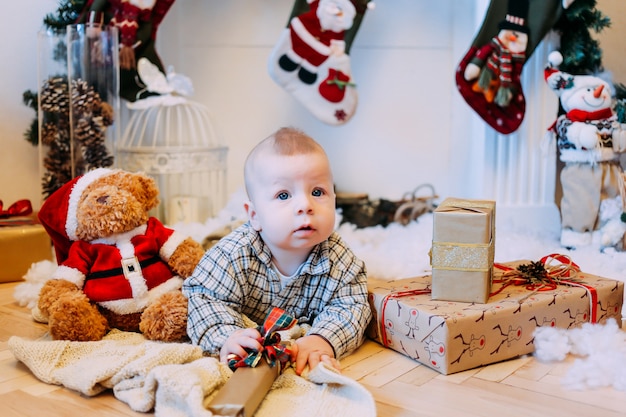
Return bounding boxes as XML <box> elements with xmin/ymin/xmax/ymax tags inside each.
<box><xmin>431</xmin><ymin>240</ymin><xmax>493</xmax><ymax>272</ymax></box>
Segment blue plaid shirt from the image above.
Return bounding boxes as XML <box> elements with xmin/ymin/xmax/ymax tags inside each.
<box><xmin>183</xmin><ymin>222</ymin><xmax>372</xmax><ymax>358</ymax></box>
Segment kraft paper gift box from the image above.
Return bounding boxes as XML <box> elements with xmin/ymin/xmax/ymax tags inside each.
<box><xmin>366</xmin><ymin>261</ymin><xmax>624</xmax><ymax>375</ymax></box>
<box><xmin>431</xmin><ymin>197</ymin><xmax>496</xmax><ymax>303</ymax></box>
<box><xmin>207</xmin><ymin>359</ymin><xmax>280</xmax><ymax>416</ymax></box>
<box><xmin>0</xmin><ymin>221</ymin><xmax>53</xmax><ymax>283</ymax></box>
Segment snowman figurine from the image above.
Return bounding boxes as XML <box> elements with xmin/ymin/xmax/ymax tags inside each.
<box><xmin>545</xmin><ymin>51</ymin><xmax>626</xmax><ymax>249</ymax></box>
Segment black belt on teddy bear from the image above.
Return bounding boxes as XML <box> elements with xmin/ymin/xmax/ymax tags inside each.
<box><xmin>86</xmin><ymin>256</ymin><xmax>162</xmax><ymax>280</ymax></box>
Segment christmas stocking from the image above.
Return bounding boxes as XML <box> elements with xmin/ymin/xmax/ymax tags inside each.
<box><xmin>81</xmin><ymin>0</ymin><xmax>176</xmax><ymax>103</ymax></box>
<box><xmin>268</xmin><ymin>0</ymin><xmax>372</xmax><ymax>125</ymax></box>
<box><xmin>456</xmin><ymin>0</ymin><xmax>566</xmax><ymax>134</ymax></box>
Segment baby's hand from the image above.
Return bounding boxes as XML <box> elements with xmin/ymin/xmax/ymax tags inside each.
<box><xmin>291</xmin><ymin>335</ymin><xmax>340</xmax><ymax>375</ymax></box>
<box><xmin>220</xmin><ymin>327</ymin><xmax>263</xmax><ymax>362</ymax></box>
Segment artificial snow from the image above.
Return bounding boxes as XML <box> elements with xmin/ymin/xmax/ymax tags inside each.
<box><xmin>534</xmin><ymin>319</ymin><xmax>626</xmax><ymax>391</ymax></box>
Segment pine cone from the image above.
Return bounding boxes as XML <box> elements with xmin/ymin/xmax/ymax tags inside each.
<box><xmin>97</xmin><ymin>101</ymin><xmax>114</xmax><ymax>126</ymax></box>
<box><xmin>40</xmin><ymin>77</ymin><xmax>69</xmax><ymax>114</ymax></box>
<box><xmin>41</xmin><ymin>122</ymin><xmax>60</xmax><ymax>146</ymax></box>
<box><xmin>71</xmin><ymin>78</ymin><xmax>99</xmax><ymax>116</ymax></box>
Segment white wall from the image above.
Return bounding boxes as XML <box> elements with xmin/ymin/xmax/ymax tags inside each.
<box><xmin>155</xmin><ymin>0</ymin><xmax>477</xmax><ymax>204</ymax></box>
<box><xmin>2</xmin><ymin>0</ymin><xmax>623</xmax><ymax>231</ymax></box>
<box><xmin>0</xmin><ymin>0</ymin><xmax>59</xmax><ymax>210</ymax></box>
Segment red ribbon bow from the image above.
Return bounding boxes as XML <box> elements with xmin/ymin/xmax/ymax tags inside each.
<box><xmin>494</xmin><ymin>254</ymin><xmax>599</xmax><ymax>323</ymax></box>
<box><xmin>0</xmin><ymin>199</ymin><xmax>32</xmax><ymax>219</ymax></box>
<box><xmin>227</xmin><ymin>307</ymin><xmax>297</xmax><ymax>372</ymax></box>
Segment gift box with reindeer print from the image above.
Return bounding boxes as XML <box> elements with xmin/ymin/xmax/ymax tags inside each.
<box><xmin>366</xmin><ymin>260</ymin><xmax>623</xmax><ymax>375</ymax></box>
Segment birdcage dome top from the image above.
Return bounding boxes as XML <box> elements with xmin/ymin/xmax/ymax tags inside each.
<box><xmin>117</xmin><ymin>99</ymin><xmax>227</xmax><ymax>175</ymax></box>
<box><xmin>119</xmin><ymin>99</ymin><xmax>223</xmax><ymax>151</ymax></box>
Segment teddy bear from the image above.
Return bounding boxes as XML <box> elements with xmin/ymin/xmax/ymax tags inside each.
<box><xmin>545</xmin><ymin>51</ymin><xmax>626</xmax><ymax>249</ymax></box>
<box><xmin>36</xmin><ymin>168</ymin><xmax>206</xmax><ymax>342</ymax></box>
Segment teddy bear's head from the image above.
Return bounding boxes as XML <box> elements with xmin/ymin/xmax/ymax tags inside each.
<box><xmin>39</xmin><ymin>168</ymin><xmax>160</xmax><ymax>263</ymax></box>
<box><xmin>75</xmin><ymin>170</ymin><xmax>159</xmax><ymax>241</ymax></box>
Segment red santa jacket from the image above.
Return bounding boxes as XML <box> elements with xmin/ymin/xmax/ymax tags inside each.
<box><xmin>52</xmin><ymin>217</ymin><xmax>186</xmax><ymax>315</ymax></box>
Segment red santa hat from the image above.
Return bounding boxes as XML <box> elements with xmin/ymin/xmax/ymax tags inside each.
<box><xmin>38</xmin><ymin>168</ymin><xmax>116</xmax><ymax>264</ymax></box>
<box><xmin>544</xmin><ymin>51</ymin><xmax>563</xmax><ymax>82</ymax></box>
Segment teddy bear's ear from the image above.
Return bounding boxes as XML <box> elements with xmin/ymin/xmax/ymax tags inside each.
<box><xmin>132</xmin><ymin>172</ymin><xmax>160</xmax><ymax>211</ymax></box>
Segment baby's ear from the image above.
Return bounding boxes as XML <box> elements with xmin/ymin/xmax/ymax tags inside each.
<box><xmin>244</xmin><ymin>200</ymin><xmax>262</xmax><ymax>231</ymax></box>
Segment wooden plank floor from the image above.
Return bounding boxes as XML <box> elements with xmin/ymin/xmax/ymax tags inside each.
<box><xmin>1</xmin><ymin>280</ymin><xmax>625</xmax><ymax>417</ymax></box>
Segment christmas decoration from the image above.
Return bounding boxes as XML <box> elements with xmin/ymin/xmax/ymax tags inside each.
<box><xmin>37</xmin><ymin>23</ymin><xmax>118</xmax><ymax>199</ymax></box>
<box><xmin>268</xmin><ymin>0</ymin><xmax>372</xmax><ymax>125</ymax></box>
<box><xmin>77</xmin><ymin>0</ymin><xmax>176</xmax><ymax>103</ymax></box>
<box><xmin>545</xmin><ymin>51</ymin><xmax>626</xmax><ymax>249</ymax></box>
<box><xmin>551</xmin><ymin>0</ymin><xmax>610</xmax><ymax>76</ymax></box>
<box><xmin>36</xmin><ymin>168</ymin><xmax>205</xmax><ymax>342</ymax></box>
<box><xmin>456</xmin><ymin>0</ymin><xmax>566</xmax><ymax>134</ymax></box>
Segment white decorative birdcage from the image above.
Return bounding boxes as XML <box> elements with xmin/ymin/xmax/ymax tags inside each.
<box><xmin>117</xmin><ymin>100</ymin><xmax>228</xmax><ymax>225</ymax></box>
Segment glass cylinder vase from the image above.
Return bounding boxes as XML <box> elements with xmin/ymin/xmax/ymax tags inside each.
<box><xmin>37</xmin><ymin>22</ymin><xmax>120</xmax><ymax>199</ymax></box>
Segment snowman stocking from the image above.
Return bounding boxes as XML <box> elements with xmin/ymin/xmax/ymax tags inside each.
<box><xmin>456</xmin><ymin>0</ymin><xmax>565</xmax><ymax>134</ymax></box>
<box><xmin>268</xmin><ymin>0</ymin><xmax>372</xmax><ymax>125</ymax></box>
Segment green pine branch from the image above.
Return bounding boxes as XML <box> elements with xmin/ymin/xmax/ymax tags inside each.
<box><xmin>552</xmin><ymin>0</ymin><xmax>611</xmax><ymax>75</ymax></box>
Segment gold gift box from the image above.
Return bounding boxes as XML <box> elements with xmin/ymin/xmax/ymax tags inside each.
<box><xmin>367</xmin><ymin>263</ymin><xmax>624</xmax><ymax>375</ymax></box>
<box><xmin>0</xmin><ymin>223</ymin><xmax>53</xmax><ymax>283</ymax></box>
<box><xmin>431</xmin><ymin>198</ymin><xmax>496</xmax><ymax>303</ymax></box>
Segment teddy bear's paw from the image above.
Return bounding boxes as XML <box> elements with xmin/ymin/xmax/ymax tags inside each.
<box><xmin>37</xmin><ymin>279</ymin><xmax>81</xmax><ymax>319</ymax></box>
<box><xmin>168</xmin><ymin>238</ymin><xmax>205</xmax><ymax>278</ymax></box>
<box><xmin>140</xmin><ymin>292</ymin><xmax>189</xmax><ymax>342</ymax></box>
<box><xmin>31</xmin><ymin>306</ymin><xmax>48</xmax><ymax>323</ymax></box>
<box><xmin>48</xmin><ymin>292</ymin><xmax>109</xmax><ymax>341</ymax></box>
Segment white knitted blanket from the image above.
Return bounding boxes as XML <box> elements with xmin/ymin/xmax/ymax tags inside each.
<box><xmin>8</xmin><ymin>330</ymin><xmax>376</xmax><ymax>417</ymax></box>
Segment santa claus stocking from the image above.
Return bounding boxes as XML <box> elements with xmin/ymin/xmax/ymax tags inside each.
<box><xmin>456</xmin><ymin>0</ymin><xmax>566</xmax><ymax>134</ymax></box>
<box><xmin>268</xmin><ymin>0</ymin><xmax>372</xmax><ymax>125</ymax></box>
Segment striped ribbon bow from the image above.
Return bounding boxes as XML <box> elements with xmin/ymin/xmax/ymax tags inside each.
<box><xmin>228</xmin><ymin>307</ymin><xmax>297</xmax><ymax>372</ymax></box>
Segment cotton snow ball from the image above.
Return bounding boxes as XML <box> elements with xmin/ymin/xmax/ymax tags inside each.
<box><xmin>562</xmin><ymin>356</ymin><xmax>611</xmax><ymax>390</ymax></box>
<box><xmin>13</xmin><ymin>260</ymin><xmax>57</xmax><ymax>309</ymax></box>
<box><xmin>533</xmin><ymin>326</ymin><xmax>570</xmax><ymax>362</ymax></box>
<box><xmin>563</xmin><ymin>350</ymin><xmax>625</xmax><ymax>390</ymax></box>
<box><xmin>568</xmin><ymin>319</ymin><xmax>621</xmax><ymax>357</ymax></box>
<box><xmin>614</xmin><ymin>362</ymin><xmax>626</xmax><ymax>391</ymax></box>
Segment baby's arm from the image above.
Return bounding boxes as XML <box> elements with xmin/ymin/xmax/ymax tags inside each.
<box><xmin>183</xmin><ymin>247</ymin><xmax>250</xmax><ymax>355</ymax></box>
<box><xmin>305</xmin><ymin>243</ymin><xmax>372</xmax><ymax>364</ymax></box>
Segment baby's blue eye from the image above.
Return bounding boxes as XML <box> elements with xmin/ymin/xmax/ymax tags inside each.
<box><xmin>277</xmin><ymin>192</ymin><xmax>289</xmax><ymax>200</ymax></box>
<box><xmin>312</xmin><ymin>189</ymin><xmax>323</xmax><ymax>197</ymax></box>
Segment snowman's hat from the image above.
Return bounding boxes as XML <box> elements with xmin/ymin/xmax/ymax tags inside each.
<box><xmin>499</xmin><ymin>0</ymin><xmax>530</xmax><ymax>34</ymax></box>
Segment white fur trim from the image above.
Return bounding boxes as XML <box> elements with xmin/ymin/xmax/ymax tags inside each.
<box><xmin>66</xmin><ymin>168</ymin><xmax>116</xmax><ymax>241</ymax></box>
<box><xmin>291</xmin><ymin>17</ymin><xmax>331</xmax><ymax>56</ymax></box>
<box><xmin>559</xmin><ymin>148</ymin><xmax>617</xmax><ymax>163</ymax></box>
<box><xmin>92</xmin><ymin>224</ymin><xmax>148</xmax><ymax>246</ymax></box>
<box><xmin>52</xmin><ymin>265</ymin><xmax>86</xmax><ymax>288</ymax></box>
<box><xmin>160</xmin><ymin>230</ymin><xmax>187</xmax><ymax>261</ymax></box>
<box><xmin>97</xmin><ymin>277</ymin><xmax>183</xmax><ymax>315</ymax></box>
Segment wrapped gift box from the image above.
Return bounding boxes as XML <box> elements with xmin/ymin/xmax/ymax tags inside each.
<box><xmin>431</xmin><ymin>198</ymin><xmax>496</xmax><ymax>303</ymax></box>
<box><xmin>0</xmin><ymin>221</ymin><xmax>53</xmax><ymax>283</ymax></box>
<box><xmin>207</xmin><ymin>359</ymin><xmax>279</xmax><ymax>416</ymax></box>
<box><xmin>367</xmin><ymin>261</ymin><xmax>624</xmax><ymax>375</ymax></box>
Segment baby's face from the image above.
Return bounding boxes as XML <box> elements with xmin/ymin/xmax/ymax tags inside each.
<box><xmin>246</xmin><ymin>152</ymin><xmax>336</xmax><ymax>256</ymax></box>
